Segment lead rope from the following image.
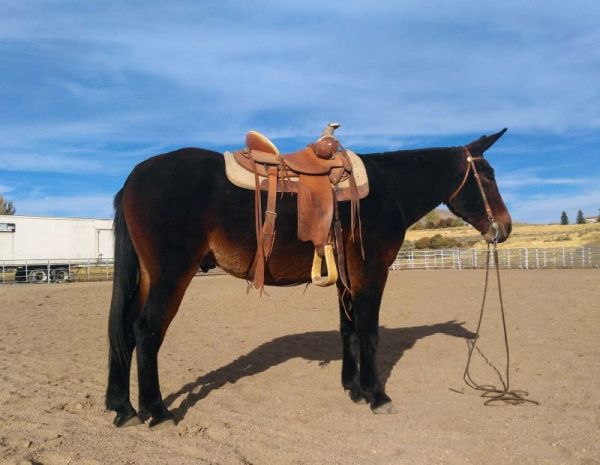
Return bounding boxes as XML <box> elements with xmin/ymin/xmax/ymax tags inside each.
<box><xmin>463</xmin><ymin>238</ymin><xmax>539</xmax><ymax>406</ymax></box>
<box><xmin>452</xmin><ymin>147</ymin><xmax>538</xmax><ymax>405</ymax></box>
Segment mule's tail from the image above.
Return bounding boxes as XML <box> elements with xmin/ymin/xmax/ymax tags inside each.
<box><xmin>108</xmin><ymin>188</ymin><xmax>139</xmax><ymax>369</ymax></box>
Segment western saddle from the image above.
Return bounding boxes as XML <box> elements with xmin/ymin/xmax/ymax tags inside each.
<box><xmin>232</xmin><ymin>123</ymin><xmax>366</xmax><ymax>291</ymax></box>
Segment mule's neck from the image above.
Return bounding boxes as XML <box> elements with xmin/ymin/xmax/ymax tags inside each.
<box><xmin>364</xmin><ymin>147</ymin><xmax>465</xmax><ymax>227</ymax></box>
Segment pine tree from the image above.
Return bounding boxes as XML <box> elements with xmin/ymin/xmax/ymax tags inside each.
<box><xmin>560</xmin><ymin>211</ymin><xmax>569</xmax><ymax>225</ymax></box>
<box><xmin>0</xmin><ymin>194</ymin><xmax>15</xmax><ymax>215</ymax></box>
<box><xmin>576</xmin><ymin>209</ymin><xmax>586</xmax><ymax>224</ymax></box>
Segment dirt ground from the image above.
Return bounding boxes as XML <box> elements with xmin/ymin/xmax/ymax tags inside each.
<box><xmin>1</xmin><ymin>270</ymin><xmax>598</xmax><ymax>465</ymax></box>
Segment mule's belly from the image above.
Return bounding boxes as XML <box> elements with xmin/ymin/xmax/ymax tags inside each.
<box><xmin>207</xmin><ymin>227</ymin><xmax>314</xmax><ymax>285</ymax></box>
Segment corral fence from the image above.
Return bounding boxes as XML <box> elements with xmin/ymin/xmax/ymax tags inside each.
<box><xmin>0</xmin><ymin>258</ymin><xmax>225</xmax><ymax>284</ymax></box>
<box><xmin>1</xmin><ymin>246</ymin><xmax>599</xmax><ymax>284</ymax></box>
<box><xmin>391</xmin><ymin>246</ymin><xmax>600</xmax><ymax>270</ymax></box>
<box><xmin>0</xmin><ymin>258</ymin><xmax>116</xmax><ymax>284</ymax></box>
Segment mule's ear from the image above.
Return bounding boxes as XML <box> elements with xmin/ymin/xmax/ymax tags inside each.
<box><xmin>466</xmin><ymin>128</ymin><xmax>507</xmax><ymax>154</ymax></box>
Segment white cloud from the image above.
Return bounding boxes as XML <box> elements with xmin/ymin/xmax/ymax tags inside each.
<box><xmin>2</xmin><ymin>0</ymin><xmax>600</xmax><ymax>141</ymax></box>
<box><xmin>499</xmin><ymin>174</ymin><xmax>594</xmax><ymax>189</ymax></box>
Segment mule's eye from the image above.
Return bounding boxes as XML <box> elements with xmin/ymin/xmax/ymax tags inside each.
<box><xmin>481</xmin><ymin>167</ymin><xmax>495</xmax><ymax>181</ymax></box>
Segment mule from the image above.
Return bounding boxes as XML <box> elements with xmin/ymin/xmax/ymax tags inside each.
<box><xmin>105</xmin><ymin>128</ymin><xmax>511</xmax><ymax>427</ymax></box>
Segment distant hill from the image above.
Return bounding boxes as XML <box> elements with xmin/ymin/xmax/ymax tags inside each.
<box><xmin>404</xmin><ymin>218</ymin><xmax>600</xmax><ymax>249</ymax></box>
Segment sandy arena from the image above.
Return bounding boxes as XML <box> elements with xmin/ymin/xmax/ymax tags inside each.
<box><xmin>0</xmin><ymin>269</ymin><xmax>598</xmax><ymax>465</ymax></box>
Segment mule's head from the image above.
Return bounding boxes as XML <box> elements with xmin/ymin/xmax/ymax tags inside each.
<box><xmin>446</xmin><ymin>128</ymin><xmax>512</xmax><ymax>243</ymax></box>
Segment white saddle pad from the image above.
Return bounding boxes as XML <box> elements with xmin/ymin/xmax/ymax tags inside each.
<box><xmin>224</xmin><ymin>149</ymin><xmax>369</xmax><ymax>194</ymax></box>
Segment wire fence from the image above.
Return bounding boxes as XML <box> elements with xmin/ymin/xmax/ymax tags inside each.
<box><xmin>390</xmin><ymin>246</ymin><xmax>600</xmax><ymax>270</ymax></box>
<box><xmin>1</xmin><ymin>246</ymin><xmax>599</xmax><ymax>284</ymax></box>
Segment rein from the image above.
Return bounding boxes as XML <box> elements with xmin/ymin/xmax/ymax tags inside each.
<box><xmin>451</xmin><ymin>147</ymin><xmax>538</xmax><ymax>406</ymax></box>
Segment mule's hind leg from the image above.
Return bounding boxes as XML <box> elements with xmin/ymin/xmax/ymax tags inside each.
<box><xmin>106</xmin><ymin>284</ymin><xmax>147</xmax><ymax>427</ymax></box>
<box><xmin>133</xmin><ymin>264</ymin><xmax>198</xmax><ymax>427</ymax></box>
<box><xmin>106</xmin><ymin>333</ymin><xmax>139</xmax><ymax>426</ymax></box>
<box><xmin>337</xmin><ymin>284</ymin><xmax>363</xmax><ymax>403</ymax></box>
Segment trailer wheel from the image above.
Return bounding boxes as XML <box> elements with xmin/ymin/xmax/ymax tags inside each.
<box><xmin>28</xmin><ymin>270</ymin><xmax>47</xmax><ymax>283</ymax></box>
<box><xmin>51</xmin><ymin>268</ymin><xmax>70</xmax><ymax>283</ymax></box>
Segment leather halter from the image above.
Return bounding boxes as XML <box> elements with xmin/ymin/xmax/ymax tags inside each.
<box><xmin>448</xmin><ymin>147</ymin><xmax>499</xmax><ymax>242</ymax></box>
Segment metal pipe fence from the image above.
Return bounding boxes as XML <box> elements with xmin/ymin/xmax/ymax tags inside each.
<box><xmin>0</xmin><ymin>258</ymin><xmax>115</xmax><ymax>284</ymax></box>
<box><xmin>1</xmin><ymin>246</ymin><xmax>598</xmax><ymax>284</ymax></box>
<box><xmin>0</xmin><ymin>257</ymin><xmax>227</xmax><ymax>284</ymax></box>
<box><xmin>390</xmin><ymin>246</ymin><xmax>600</xmax><ymax>270</ymax></box>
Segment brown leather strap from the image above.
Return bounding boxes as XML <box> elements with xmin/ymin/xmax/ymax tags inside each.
<box><xmin>468</xmin><ymin>152</ymin><xmax>495</xmax><ymax>222</ymax></box>
<box><xmin>462</xmin><ymin>244</ymin><xmax>539</xmax><ymax>406</ymax></box>
<box><xmin>263</xmin><ymin>167</ymin><xmax>278</xmax><ymax>259</ymax></box>
<box><xmin>333</xmin><ymin>195</ymin><xmax>350</xmax><ymax>292</ymax></box>
<box><xmin>448</xmin><ymin>148</ymin><xmax>490</xmax><ymax>217</ymax></box>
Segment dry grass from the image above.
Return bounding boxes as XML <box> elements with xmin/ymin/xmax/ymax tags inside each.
<box><xmin>405</xmin><ymin>221</ymin><xmax>600</xmax><ymax>249</ymax></box>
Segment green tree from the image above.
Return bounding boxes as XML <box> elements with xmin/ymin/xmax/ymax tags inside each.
<box><xmin>560</xmin><ymin>211</ymin><xmax>569</xmax><ymax>225</ymax></box>
<box><xmin>0</xmin><ymin>194</ymin><xmax>15</xmax><ymax>215</ymax></box>
<box><xmin>576</xmin><ymin>209</ymin><xmax>586</xmax><ymax>224</ymax></box>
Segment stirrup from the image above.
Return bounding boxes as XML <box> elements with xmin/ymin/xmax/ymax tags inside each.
<box><xmin>311</xmin><ymin>244</ymin><xmax>338</xmax><ymax>287</ymax></box>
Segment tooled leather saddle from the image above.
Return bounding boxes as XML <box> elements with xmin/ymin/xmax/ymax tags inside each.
<box><xmin>230</xmin><ymin>123</ymin><xmax>369</xmax><ymax>291</ymax></box>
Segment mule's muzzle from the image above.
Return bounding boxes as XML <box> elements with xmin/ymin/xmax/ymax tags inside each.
<box><xmin>483</xmin><ymin>220</ymin><xmax>511</xmax><ymax>244</ymax></box>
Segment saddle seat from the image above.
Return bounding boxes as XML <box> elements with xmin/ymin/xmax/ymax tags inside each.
<box><xmin>243</xmin><ymin>130</ymin><xmax>347</xmax><ymax>176</ymax></box>
<box><xmin>229</xmin><ymin>124</ymin><xmax>368</xmax><ymax>291</ymax></box>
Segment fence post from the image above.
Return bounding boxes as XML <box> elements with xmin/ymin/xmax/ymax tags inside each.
<box><xmin>543</xmin><ymin>249</ymin><xmax>547</xmax><ymax>268</ymax></box>
<box><xmin>524</xmin><ymin>248</ymin><xmax>529</xmax><ymax>269</ymax></box>
<box><xmin>570</xmin><ymin>248</ymin><xmax>574</xmax><ymax>267</ymax></box>
<box><xmin>47</xmin><ymin>260</ymin><xmax>51</xmax><ymax>284</ymax></box>
<box><xmin>87</xmin><ymin>259</ymin><xmax>90</xmax><ymax>281</ymax></box>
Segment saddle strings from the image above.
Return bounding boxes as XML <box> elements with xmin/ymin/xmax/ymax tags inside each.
<box><xmin>462</xmin><ymin>242</ymin><xmax>539</xmax><ymax>406</ymax></box>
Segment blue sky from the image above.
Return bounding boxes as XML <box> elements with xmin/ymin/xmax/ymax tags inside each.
<box><xmin>1</xmin><ymin>0</ymin><xmax>599</xmax><ymax>223</ymax></box>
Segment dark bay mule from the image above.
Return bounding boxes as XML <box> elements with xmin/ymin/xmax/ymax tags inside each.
<box><xmin>106</xmin><ymin>129</ymin><xmax>511</xmax><ymax>427</ymax></box>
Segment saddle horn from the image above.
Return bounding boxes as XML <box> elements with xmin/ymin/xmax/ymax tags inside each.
<box><xmin>321</xmin><ymin>122</ymin><xmax>341</xmax><ymax>137</ymax></box>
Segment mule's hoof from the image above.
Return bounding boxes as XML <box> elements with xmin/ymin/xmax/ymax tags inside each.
<box><xmin>372</xmin><ymin>402</ymin><xmax>398</xmax><ymax>415</ymax></box>
<box><xmin>114</xmin><ymin>411</ymin><xmax>142</xmax><ymax>428</ymax></box>
<box><xmin>149</xmin><ymin>418</ymin><xmax>176</xmax><ymax>430</ymax></box>
<box><xmin>345</xmin><ymin>389</ymin><xmax>366</xmax><ymax>404</ymax></box>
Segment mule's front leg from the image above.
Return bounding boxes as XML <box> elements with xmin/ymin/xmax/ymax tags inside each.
<box><xmin>353</xmin><ymin>276</ymin><xmax>397</xmax><ymax>414</ymax></box>
<box><xmin>337</xmin><ymin>285</ymin><xmax>363</xmax><ymax>403</ymax></box>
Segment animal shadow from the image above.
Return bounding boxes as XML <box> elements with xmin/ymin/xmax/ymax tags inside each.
<box><xmin>164</xmin><ymin>320</ymin><xmax>475</xmax><ymax>421</ymax></box>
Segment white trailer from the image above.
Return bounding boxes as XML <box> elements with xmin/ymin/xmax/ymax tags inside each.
<box><xmin>0</xmin><ymin>215</ymin><xmax>114</xmax><ymax>282</ymax></box>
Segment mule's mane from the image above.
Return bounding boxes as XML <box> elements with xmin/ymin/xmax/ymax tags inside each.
<box><xmin>359</xmin><ymin>146</ymin><xmax>461</xmax><ymax>159</ymax></box>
